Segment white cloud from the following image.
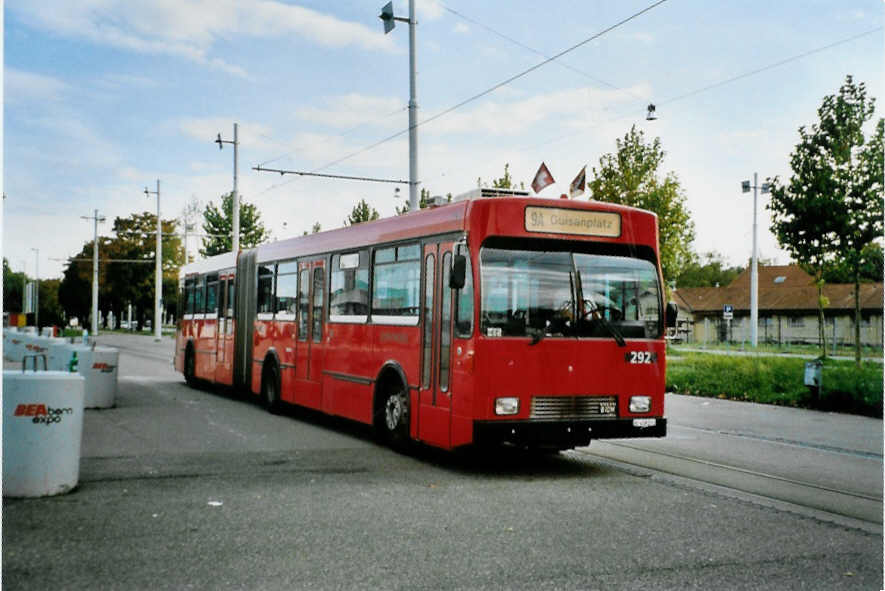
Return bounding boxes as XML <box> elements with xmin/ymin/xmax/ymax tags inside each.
<box><xmin>453</xmin><ymin>22</ymin><xmax>470</xmax><ymax>34</ymax></box>
<box><xmin>424</xmin><ymin>84</ymin><xmax>650</xmax><ymax>136</ymax></box>
<box><xmin>4</xmin><ymin>68</ymin><xmax>69</xmax><ymax>104</ymax></box>
<box><xmin>177</xmin><ymin>118</ymin><xmax>279</xmax><ymax>152</ymax></box>
<box><xmin>295</xmin><ymin>94</ymin><xmax>405</xmax><ymax>130</ymax></box>
<box><xmin>618</xmin><ymin>31</ymin><xmax>654</xmax><ymax>45</ymax></box>
<box><xmin>10</xmin><ymin>1</ymin><xmax>395</xmax><ymax>78</ymax></box>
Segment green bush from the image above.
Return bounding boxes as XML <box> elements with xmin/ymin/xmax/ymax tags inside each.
<box><xmin>666</xmin><ymin>353</ymin><xmax>883</xmax><ymax>417</ymax></box>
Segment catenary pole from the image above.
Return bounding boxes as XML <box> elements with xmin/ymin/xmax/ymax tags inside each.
<box><xmin>407</xmin><ymin>0</ymin><xmax>419</xmax><ymax>212</ymax></box>
<box><xmin>144</xmin><ymin>180</ymin><xmax>162</xmax><ymax>341</ymax></box>
<box><xmin>216</xmin><ymin>124</ymin><xmax>240</xmax><ymax>253</ymax></box>
<box><xmin>81</xmin><ymin>209</ymin><xmax>106</xmax><ymax>335</ymax></box>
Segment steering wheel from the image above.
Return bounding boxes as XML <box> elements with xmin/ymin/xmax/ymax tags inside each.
<box><xmin>581</xmin><ymin>300</ymin><xmax>623</xmax><ymax>322</ymax></box>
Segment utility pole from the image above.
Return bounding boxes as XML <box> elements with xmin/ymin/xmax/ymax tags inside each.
<box><xmin>216</xmin><ymin>123</ymin><xmax>239</xmax><ymax>253</ymax></box>
<box><xmin>380</xmin><ymin>1</ymin><xmax>419</xmax><ymax>212</ymax></box>
<box><xmin>741</xmin><ymin>174</ymin><xmax>770</xmax><ymax>348</ymax></box>
<box><xmin>144</xmin><ymin>180</ymin><xmax>162</xmax><ymax>342</ymax></box>
<box><xmin>30</xmin><ymin>248</ymin><xmax>39</xmax><ymax>330</ymax></box>
<box><xmin>81</xmin><ymin>209</ymin><xmax>106</xmax><ymax>336</ymax></box>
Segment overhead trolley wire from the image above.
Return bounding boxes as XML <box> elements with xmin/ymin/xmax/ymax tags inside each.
<box><xmin>657</xmin><ymin>25</ymin><xmax>883</xmax><ymax>107</ymax></box>
<box><xmin>254</xmin><ymin>0</ymin><xmax>669</xmax><ymax>194</ymax></box>
<box><xmin>440</xmin><ymin>3</ymin><xmax>647</xmax><ymax>102</ymax></box>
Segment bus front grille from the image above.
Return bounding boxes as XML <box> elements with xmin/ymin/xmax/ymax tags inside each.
<box><xmin>530</xmin><ymin>396</ymin><xmax>618</xmax><ymax>420</ymax></box>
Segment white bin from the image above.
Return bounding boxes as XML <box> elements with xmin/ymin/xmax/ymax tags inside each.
<box><xmin>47</xmin><ymin>344</ymin><xmax>119</xmax><ymax>408</ymax></box>
<box><xmin>48</xmin><ymin>342</ymin><xmax>79</xmax><ymax>372</ymax></box>
<box><xmin>3</xmin><ymin>370</ymin><xmax>85</xmax><ymax>497</ymax></box>
<box><xmin>6</xmin><ymin>332</ymin><xmax>27</xmax><ymax>362</ymax></box>
<box><xmin>79</xmin><ymin>347</ymin><xmax>119</xmax><ymax>409</ymax></box>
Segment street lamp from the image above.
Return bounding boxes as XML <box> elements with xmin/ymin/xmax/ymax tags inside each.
<box><xmin>741</xmin><ymin>173</ymin><xmax>770</xmax><ymax>348</ymax></box>
<box><xmin>144</xmin><ymin>180</ymin><xmax>162</xmax><ymax>342</ymax></box>
<box><xmin>30</xmin><ymin>248</ymin><xmax>39</xmax><ymax>330</ymax></box>
<box><xmin>81</xmin><ymin>210</ymin><xmax>106</xmax><ymax>336</ymax></box>
<box><xmin>215</xmin><ymin>123</ymin><xmax>239</xmax><ymax>254</ymax></box>
<box><xmin>379</xmin><ymin>1</ymin><xmax>419</xmax><ymax>213</ymax></box>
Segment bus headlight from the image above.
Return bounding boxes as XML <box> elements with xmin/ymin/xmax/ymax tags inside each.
<box><xmin>629</xmin><ymin>396</ymin><xmax>652</xmax><ymax>413</ymax></box>
<box><xmin>495</xmin><ymin>397</ymin><xmax>520</xmax><ymax>415</ymax></box>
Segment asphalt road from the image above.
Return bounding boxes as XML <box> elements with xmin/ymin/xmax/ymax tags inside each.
<box><xmin>3</xmin><ymin>332</ymin><xmax>882</xmax><ymax>590</ymax></box>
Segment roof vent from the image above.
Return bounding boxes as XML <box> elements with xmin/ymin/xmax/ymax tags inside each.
<box><xmin>452</xmin><ymin>187</ymin><xmax>531</xmax><ymax>202</ymax></box>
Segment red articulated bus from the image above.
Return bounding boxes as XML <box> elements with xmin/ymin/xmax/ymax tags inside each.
<box><xmin>175</xmin><ymin>188</ymin><xmax>676</xmax><ymax>451</ymax></box>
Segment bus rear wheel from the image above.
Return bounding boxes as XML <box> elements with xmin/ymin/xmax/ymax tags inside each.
<box><xmin>262</xmin><ymin>363</ymin><xmax>282</xmax><ymax>414</ymax></box>
<box><xmin>184</xmin><ymin>347</ymin><xmax>196</xmax><ymax>387</ymax></box>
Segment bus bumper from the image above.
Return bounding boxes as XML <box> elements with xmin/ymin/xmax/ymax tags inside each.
<box><xmin>473</xmin><ymin>417</ymin><xmax>667</xmax><ymax>448</ymax></box>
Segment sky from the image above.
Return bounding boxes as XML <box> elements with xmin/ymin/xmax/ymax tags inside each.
<box><xmin>3</xmin><ymin>0</ymin><xmax>883</xmax><ymax>281</ymax></box>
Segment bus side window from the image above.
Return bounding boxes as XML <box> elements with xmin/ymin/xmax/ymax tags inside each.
<box><xmin>185</xmin><ymin>278</ymin><xmax>195</xmax><ymax>316</ymax></box>
<box><xmin>257</xmin><ymin>265</ymin><xmax>274</xmax><ymax>314</ymax></box>
<box><xmin>206</xmin><ymin>273</ymin><xmax>219</xmax><ymax>317</ymax></box>
<box><xmin>194</xmin><ymin>276</ymin><xmax>205</xmax><ymax>315</ymax></box>
<box><xmin>312</xmin><ymin>267</ymin><xmax>324</xmax><ymax>342</ymax></box>
<box><xmin>297</xmin><ymin>268</ymin><xmax>310</xmax><ymax>341</ymax></box>
<box><xmin>454</xmin><ymin>249</ymin><xmax>473</xmax><ymax>337</ymax></box>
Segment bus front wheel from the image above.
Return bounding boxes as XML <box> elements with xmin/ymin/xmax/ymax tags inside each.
<box><xmin>380</xmin><ymin>386</ymin><xmax>410</xmax><ymax>449</ymax></box>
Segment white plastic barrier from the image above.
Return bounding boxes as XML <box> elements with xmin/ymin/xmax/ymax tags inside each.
<box><xmin>25</xmin><ymin>336</ymin><xmax>62</xmax><ymax>357</ymax></box>
<box><xmin>6</xmin><ymin>332</ymin><xmax>27</xmax><ymax>362</ymax></box>
<box><xmin>3</xmin><ymin>370</ymin><xmax>85</xmax><ymax>497</ymax></box>
<box><xmin>40</xmin><ymin>327</ymin><xmax>54</xmax><ymax>337</ymax></box>
<box><xmin>47</xmin><ymin>344</ymin><xmax>119</xmax><ymax>408</ymax></box>
<box><xmin>48</xmin><ymin>342</ymin><xmax>78</xmax><ymax>372</ymax></box>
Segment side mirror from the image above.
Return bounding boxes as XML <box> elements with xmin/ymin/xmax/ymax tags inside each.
<box><xmin>450</xmin><ymin>254</ymin><xmax>466</xmax><ymax>289</ymax></box>
<box><xmin>666</xmin><ymin>302</ymin><xmax>678</xmax><ymax>328</ymax></box>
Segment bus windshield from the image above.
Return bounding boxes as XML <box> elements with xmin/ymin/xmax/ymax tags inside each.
<box><xmin>480</xmin><ymin>247</ymin><xmax>662</xmax><ymax>340</ymax></box>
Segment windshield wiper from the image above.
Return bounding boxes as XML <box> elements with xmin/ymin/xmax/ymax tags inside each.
<box><xmin>592</xmin><ymin>310</ymin><xmax>626</xmax><ymax>347</ymax></box>
<box><xmin>575</xmin><ymin>269</ymin><xmax>626</xmax><ymax>347</ymax></box>
<box><xmin>527</xmin><ymin>327</ymin><xmax>544</xmax><ymax>346</ymax></box>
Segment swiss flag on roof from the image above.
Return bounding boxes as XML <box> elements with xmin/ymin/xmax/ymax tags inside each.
<box><xmin>531</xmin><ymin>162</ymin><xmax>555</xmax><ymax>194</ymax></box>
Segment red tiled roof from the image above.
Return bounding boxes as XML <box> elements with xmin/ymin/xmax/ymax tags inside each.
<box><xmin>674</xmin><ymin>282</ymin><xmax>883</xmax><ymax>314</ymax></box>
<box><xmin>727</xmin><ymin>264</ymin><xmax>814</xmax><ymax>289</ymax></box>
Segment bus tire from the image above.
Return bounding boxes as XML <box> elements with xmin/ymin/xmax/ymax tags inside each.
<box><xmin>261</xmin><ymin>362</ymin><xmax>282</xmax><ymax>414</ymax></box>
<box><xmin>378</xmin><ymin>384</ymin><xmax>410</xmax><ymax>449</ymax></box>
<box><xmin>184</xmin><ymin>345</ymin><xmax>196</xmax><ymax>387</ymax></box>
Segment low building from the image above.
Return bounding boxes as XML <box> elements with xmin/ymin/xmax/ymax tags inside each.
<box><xmin>672</xmin><ymin>265</ymin><xmax>883</xmax><ymax>347</ymax></box>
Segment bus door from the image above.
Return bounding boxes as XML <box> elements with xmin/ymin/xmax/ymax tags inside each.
<box><xmin>417</xmin><ymin>241</ymin><xmax>455</xmax><ymax>448</ymax></box>
<box><xmin>294</xmin><ymin>259</ymin><xmax>325</xmax><ymax>410</ymax></box>
<box><xmin>214</xmin><ymin>275</ymin><xmax>235</xmax><ymax>385</ymax></box>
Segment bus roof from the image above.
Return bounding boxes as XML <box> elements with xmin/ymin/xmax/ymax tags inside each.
<box><xmin>181</xmin><ymin>196</ymin><xmax>659</xmax><ymax>275</ymax></box>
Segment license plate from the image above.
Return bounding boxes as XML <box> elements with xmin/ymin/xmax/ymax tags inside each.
<box><xmin>632</xmin><ymin>418</ymin><xmax>656</xmax><ymax>428</ymax></box>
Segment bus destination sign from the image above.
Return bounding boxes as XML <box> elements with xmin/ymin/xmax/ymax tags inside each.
<box><xmin>524</xmin><ymin>206</ymin><xmax>621</xmax><ymax>238</ymax></box>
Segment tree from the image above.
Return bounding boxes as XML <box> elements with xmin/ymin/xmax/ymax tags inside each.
<box><xmin>201</xmin><ymin>192</ymin><xmax>270</xmax><ymax>257</ymax></box>
<box><xmin>768</xmin><ymin>76</ymin><xmax>883</xmax><ymax>361</ymax></box>
<box><xmin>823</xmin><ymin>242</ymin><xmax>883</xmax><ymax>284</ymax></box>
<box><xmin>180</xmin><ymin>196</ymin><xmax>202</xmax><ymax>265</ymax></box>
<box><xmin>58</xmin><ymin>212</ymin><xmax>183</xmax><ymax>330</ymax></box>
<box><xmin>345</xmin><ymin>199</ymin><xmax>380</xmax><ymax>225</ymax></box>
<box><xmin>3</xmin><ymin>258</ymin><xmax>25</xmax><ymax>313</ymax></box>
<box><xmin>477</xmin><ymin>163</ymin><xmax>526</xmax><ymax>191</ymax></box>
<box><xmin>395</xmin><ymin>187</ymin><xmax>430</xmax><ymax>215</ymax></box>
<box><xmin>589</xmin><ymin>125</ymin><xmax>696</xmax><ymax>284</ymax></box>
<box><xmin>676</xmin><ymin>252</ymin><xmax>744</xmax><ymax>288</ymax></box>
<box><xmin>303</xmin><ymin>221</ymin><xmax>322</xmax><ymax>236</ymax></box>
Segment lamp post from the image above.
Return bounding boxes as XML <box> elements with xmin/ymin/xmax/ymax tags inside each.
<box><xmin>741</xmin><ymin>173</ymin><xmax>770</xmax><ymax>348</ymax></box>
<box><xmin>30</xmin><ymin>248</ymin><xmax>39</xmax><ymax>330</ymax></box>
<box><xmin>215</xmin><ymin>123</ymin><xmax>239</xmax><ymax>253</ymax></box>
<box><xmin>379</xmin><ymin>1</ymin><xmax>419</xmax><ymax>212</ymax></box>
<box><xmin>81</xmin><ymin>210</ymin><xmax>106</xmax><ymax>335</ymax></box>
<box><xmin>144</xmin><ymin>180</ymin><xmax>162</xmax><ymax>342</ymax></box>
